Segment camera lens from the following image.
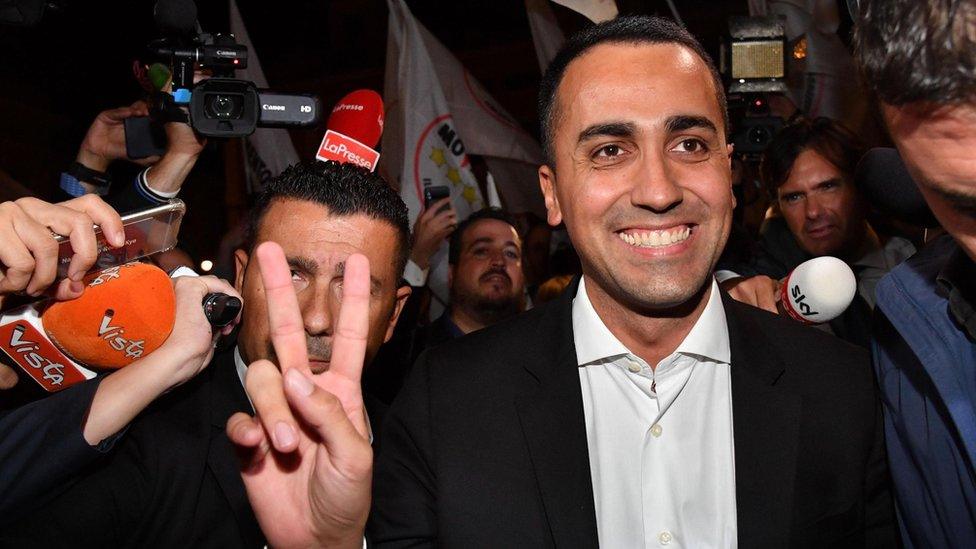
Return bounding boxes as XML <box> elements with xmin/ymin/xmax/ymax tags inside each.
<box><xmin>205</xmin><ymin>94</ymin><xmax>243</xmax><ymax>119</ymax></box>
<box><xmin>747</xmin><ymin>125</ymin><xmax>771</xmax><ymax>146</ymax></box>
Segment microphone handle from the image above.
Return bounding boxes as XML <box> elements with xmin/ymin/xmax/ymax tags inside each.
<box><xmin>202</xmin><ymin>293</ymin><xmax>242</xmax><ymax>328</ymax></box>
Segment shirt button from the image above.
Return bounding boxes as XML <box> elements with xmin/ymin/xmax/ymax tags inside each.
<box><xmin>659</xmin><ymin>531</ymin><xmax>673</xmax><ymax>545</ymax></box>
<box><xmin>627</xmin><ymin>361</ymin><xmax>641</xmax><ymax>373</ymax></box>
<box><xmin>650</xmin><ymin>424</ymin><xmax>663</xmax><ymax>437</ymax></box>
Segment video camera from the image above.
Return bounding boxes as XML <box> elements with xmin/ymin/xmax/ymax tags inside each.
<box><xmin>719</xmin><ymin>16</ymin><xmax>788</xmax><ymax>161</ymax></box>
<box><xmin>145</xmin><ymin>0</ymin><xmax>320</xmax><ymax>139</ymax></box>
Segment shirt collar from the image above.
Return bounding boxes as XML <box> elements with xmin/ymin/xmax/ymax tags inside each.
<box><xmin>572</xmin><ymin>276</ymin><xmax>731</xmax><ymax>367</ymax></box>
<box><xmin>233</xmin><ymin>346</ymin><xmax>254</xmax><ymax>410</ymax></box>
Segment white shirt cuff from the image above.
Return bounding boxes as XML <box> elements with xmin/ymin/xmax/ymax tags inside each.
<box><xmin>714</xmin><ymin>270</ymin><xmax>742</xmax><ymax>283</ymax></box>
<box><xmin>402</xmin><ymin>259</ymin><xmax>429</xmax><ymax>287</ymax></box>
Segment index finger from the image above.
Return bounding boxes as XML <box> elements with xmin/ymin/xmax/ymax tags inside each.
<box><xmin>327</xmin><ymin>253</ymin><xmax>370</xmax><ymax>382</ymax></box>
<box><xmin>255</xmin><ymin>241</ymin><xmax>311</xmax><ymax>375</ymax></box>
<box><xmin>60</xmin><ymin>195</ymin><xmax>125</xmax><ymax>248</ymax></box>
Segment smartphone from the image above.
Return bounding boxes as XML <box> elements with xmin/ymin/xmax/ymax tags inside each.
<box><xmin>124</xmin><ymin>116</ymin><xmax>167</xmax><ymax>159</ymax></box>
<box><xmin>54</xmin><ymin>200</ymin><xmax>186</xmax><ymax>280</ymax></box>
<box><xmin>424</xmin><ymin>185</ymin><xmax>451</xmax><ymax>213</ymax></box>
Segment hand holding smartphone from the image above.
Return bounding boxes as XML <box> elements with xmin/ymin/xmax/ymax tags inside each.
<box><xmin>54</xmin><ymin>200</ymin><xmax>186</xmax><ymax>280</ymax></box>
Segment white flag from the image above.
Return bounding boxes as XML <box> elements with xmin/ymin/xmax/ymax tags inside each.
<box><xmin>383</xmin><ymin>0</ymin><xmax>547</xmax><ymax>219</ymax></box>
<box><xmin>229</xmin><ymin>0</ymin><xmax>299</xmax><ymax>192</ymax></box>
<box><xmin>552</xmin><ymin>0</ymin><xmax>618</xmax><ymax>23</ymax></box>
<box><xmin>525</xmin><ymin>0</ymin><xmax>566</xmax><ymax>74</ymax></box>
<box><xmin>384</xmin><ymin>0</ymin><xmax>487</xmax><ymax>313</ymax></box>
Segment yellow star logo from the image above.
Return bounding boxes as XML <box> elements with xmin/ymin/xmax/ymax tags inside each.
<box><xmin>462</xmin><ymin>185</ymin><xmax>479</xmax><ymax>205</ymax></box>
<box><xmin>429</xmin><ymin>147</ymin><xmax>447</xmax><ymax>167</ymax></box>
<box><xmin>446</xmin><ymin>167</ymin><xmax>462</xmax><ymax>185</ymax></box>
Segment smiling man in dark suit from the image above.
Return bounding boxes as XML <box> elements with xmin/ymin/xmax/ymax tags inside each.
<box><xmin>369</xmin><ymin>16</ymin><xmax>896</xmax><ymax>548</ymax></box>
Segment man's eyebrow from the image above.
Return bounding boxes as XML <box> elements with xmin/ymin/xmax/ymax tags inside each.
<box><xmin>287</xmin><ymin>256</ymin><xmax>318</xmax><ymax>275</ymax></box>
<box><xmin>333</xmin><ymin>261</ymin><xmax>383</xmax><ymax>293</ymax></box>
<box><xmin>665</xmin><ymin>115</ymin><xmax>718</xmax><ymax>135</ymax></box>
<box><xmin>814</xmin><ymin>177</ymin><xmax>844</xmax><ymax>190</ymax></box>
<box><xmin>577</xmin><ymin>122</ymin><xmax>637</xmax><ymax>145</ymax></box>
<box><xmin>467</xmin><ymin>237</ymin><xmax>495</xmax><ymax>249</ymax></box>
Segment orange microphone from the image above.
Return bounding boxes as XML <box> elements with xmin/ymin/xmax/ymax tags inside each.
<box><xmin>42</xmin><ymin>262</ymin><xmax>176</xmax><ymax>370</ymax></box>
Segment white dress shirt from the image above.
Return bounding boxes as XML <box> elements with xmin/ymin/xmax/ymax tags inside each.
<box><xmin>574</xmin><ymin>277</ymin><xmax>737</xmax><ymax>548</ymax></box>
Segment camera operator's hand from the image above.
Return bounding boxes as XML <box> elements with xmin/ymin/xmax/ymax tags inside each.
<box><xmin>0</xmin><ymin>195</ymin><xmax>124</xmax><ymax>303</ymax></box>
<box><xmin>141</xmin><ymin>118</ymin><xmax>207</xmax><ymax>197</ymax></box>
<box><xmin>77</xmin><ymin>101</ymin><xmax>159</xmax><ymax>171</ymax></box>
<box><xmin>410</xmin><ymin>197</ymin><xmax>458</xmax><ymax>270</ymax></box>
<box><xmin>227</xmin><ymin>242</ymin><xmax>372</xmax><ymax>549</ymax></box>
<box><xmin>721</xmin><ymin>275</ymin><xmax>781</xmax><ymax>314</ymax></box>
<box><xmin>82</xmin><ymin>274</ymin><xmax>241</xmax><ymax>445</ymax></box>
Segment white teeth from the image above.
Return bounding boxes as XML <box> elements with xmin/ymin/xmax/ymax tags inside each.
<box><xmin>617</xmin><ymin>226</ymin><xmax>691</xmax><ymax>248</ymax></box>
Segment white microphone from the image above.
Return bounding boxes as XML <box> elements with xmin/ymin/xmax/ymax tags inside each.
<box><xmin>778</xmin><ymin>256</ymin><xmax>857</xmax><ymax>325</ymax></box>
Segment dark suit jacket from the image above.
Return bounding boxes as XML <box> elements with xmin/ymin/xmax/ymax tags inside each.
<box><xmin>0</xmin><ymin>376</ymin><xmax>119</xmax><ymax>524</ymax></box>
<box><xmin>369</xmin><ymin>279</ymin><xmax>897</xmax><ymax>548</ymax></box>
<box><xmin>1</xmin><ymin>346</ymin><xmax>387</xmax><ymax>548</ymax></box>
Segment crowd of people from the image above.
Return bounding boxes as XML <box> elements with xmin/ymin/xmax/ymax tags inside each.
<box><xmin>1</xmin><ymin>0</ymin><xmax>975</xmax><ymax>546</ymax></box>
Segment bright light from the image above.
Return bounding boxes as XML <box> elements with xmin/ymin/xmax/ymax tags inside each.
<box><xmin>200</xmin><ymin>260</ymin><xmax>214</xmax><ymax>272</ymax></box>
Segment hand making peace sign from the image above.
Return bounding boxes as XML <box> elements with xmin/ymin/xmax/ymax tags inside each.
<box><xmin>226</xmin><ymin>241</ymin><xmax>372</xmax><ymax>549</ymax></box>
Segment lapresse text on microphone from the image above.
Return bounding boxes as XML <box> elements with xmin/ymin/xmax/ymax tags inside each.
<box><xmin>315</xmin><ymin>89</ymin><xmax>385</xmax><ymax>171</ymax></box>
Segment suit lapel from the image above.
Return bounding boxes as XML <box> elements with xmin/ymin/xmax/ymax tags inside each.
<box><xmin>207</xmin><ymin>347</ymin><xmax>264</xmax><ymax>547</ymax></box>
<box><xmin>515</xmin><ymin>279</ymin><xmax>600</xmax><ymax>548</ymax></box>
<box><xmin>724</xmin><ymin>294</ymin><xmax>801</xmax><ymax>547</ymax></box>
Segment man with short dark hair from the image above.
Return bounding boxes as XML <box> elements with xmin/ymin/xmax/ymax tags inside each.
<box><xmin>443</xmin><ymin>207</ymin><xmax>525</xmax><ymax>337</ymax></box>
<box><xmin>855</xmin><ymin>0</ymin><xmax>976</xmax><ymax>545</ymax></box>
<box><xmin>2</xmin><ymin>160</ymin><xmax>412</xmax><ymax>547</ymax></box>
<box><xmin>370</xmin><ymin>15</ymin><xmax>895</xmax><ymax>547</ymax></box>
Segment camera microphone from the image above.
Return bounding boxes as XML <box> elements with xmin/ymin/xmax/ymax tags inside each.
<box><xmin>855</xmin><ymin>147</ymin><xmax>939</xmax><ymax>228</ymax></box>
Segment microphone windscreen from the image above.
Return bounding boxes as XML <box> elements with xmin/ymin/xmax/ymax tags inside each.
<box><xmin>780</xmin><ymin>256</ymin><xmax>856</xmax><ymax>325</ymax></box>
<box><xmin>326</xmin><ymin>89</ymin><xmax>385</xmax><ymax>149</ymax></box>
<box><xmin>856</xmin><ymin>147</ymin><xmax>939</xmax><ymax>228</ymax></box>
<box><xmin>42</xmin><ymin>263</ymin><xmax>176</xmax><ymax>369</ymax></box>
<box><xmin>154</xmin><ymin>0</ymin><xmax>197</xmax><ymax>36</ymax></box>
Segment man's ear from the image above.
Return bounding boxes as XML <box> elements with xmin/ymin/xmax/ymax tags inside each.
<box><xmin>384</xmin><ymin>285</ymin><xmax>413</xmax><ymax>343</ymax></box>
<box><xmin>234</xmin><ymin>249</ymin><xmax>249</xmax><ymax>294</ymax></box>
<box><xmin>538</xmin><ymin>164</ymin><xmax>563</xmax><ymax>227</ymax></box>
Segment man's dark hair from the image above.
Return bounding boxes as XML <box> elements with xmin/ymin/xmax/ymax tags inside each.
<box><xmin>760</xmin><ymin>117</ymin><xmax>866</xmax><ymax>200</ymax></box>
<box><xmin>244</xmin><ymin>160</ymin><xmax>411</xmax><ymax>276</ymax></box>
<box><xmin>448</xmin><ymin>208</ymin><xmax>519</xmax><ymax>265</ymax></box>
<box><xmin>855</xmin><ymin>0</ymin><xmax>976</xmax><ymax>105</ymax></box>
<box><xmin>537</xmin><ymin>15</ymin><xmax>728</xmax><ymax>167</ymax></box>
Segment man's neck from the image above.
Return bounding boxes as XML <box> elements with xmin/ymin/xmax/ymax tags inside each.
<box><xmin>449</xmin><ymin>306</ymin><xmax>489</xmax><ymax>335</ymax></box>
<box><xmin>583</xmin><ymin>275</ymin><xmax>712</xmax><ymax>369</ymax></box>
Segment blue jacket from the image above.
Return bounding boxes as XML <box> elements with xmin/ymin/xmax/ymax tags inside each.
<box><xmin>873</xmin><ymin>235</ymin><xmax>976</xmax><ymax>548</ymax></box>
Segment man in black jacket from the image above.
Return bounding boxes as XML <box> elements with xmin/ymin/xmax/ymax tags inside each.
<box><xmin>1</xmin><ymin>160</ymin><xmax>412</xmax><ymax>548</ymax></box>
<box><xmin>369</xmin><ymin>16</ymin><xmax>896</xmax><ymax>547</ymax></box>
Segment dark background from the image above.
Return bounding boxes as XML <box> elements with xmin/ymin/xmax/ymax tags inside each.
<box><xmin>0</xmin><ymin>0</ymin><xmax>754</xmax><ymax>265</ymax></box>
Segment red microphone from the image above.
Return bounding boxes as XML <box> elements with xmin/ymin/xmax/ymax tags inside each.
<box><xmin>315</xmin><ymin>89</ymin><xmax>384</xmax><ymax>171</ymax></box>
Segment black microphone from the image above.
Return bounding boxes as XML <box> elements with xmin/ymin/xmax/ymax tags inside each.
<box><xmin>202</xmin><ymin>293</ymin><xmax>242</xmax><ymax>328</ymax></box>
<box><xmin>855</xmin><ymin>147</ymin><xmax>939</xmax><ymax>228</ymax></box>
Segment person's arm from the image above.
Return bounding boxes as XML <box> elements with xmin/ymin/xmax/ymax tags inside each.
<box><xmin>82</xmin><ymin>275</ymin><xmax>240</xmax><ymax>445</ymax></box>
<box><xmin>408</xmin><ymin>197</ymin><xmax>457</xmax><ymax>278</ymax></box>
<box><xmin>226</xmin><ymin>242</ymin><xmax>372</xmax><ymax>549</ymax></box>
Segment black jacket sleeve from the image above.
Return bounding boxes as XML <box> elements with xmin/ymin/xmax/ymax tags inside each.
<box><xmin>0</xmin><ymin>376</ymin><xmax>124</xmax><ymax>524</ymax></box>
